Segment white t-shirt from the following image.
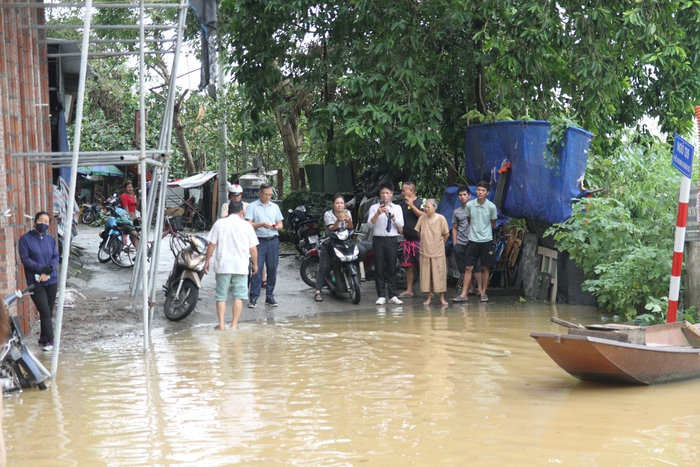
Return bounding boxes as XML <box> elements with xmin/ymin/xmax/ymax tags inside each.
<box><xmin>206</xmin><ymin>214</ymin><xmax>259</xmax><ymax>275</ymax></box>
<box><xmin>220</xmin><ymin>201</ymin><xmax>248</xmax><ymax>218</ymax></box>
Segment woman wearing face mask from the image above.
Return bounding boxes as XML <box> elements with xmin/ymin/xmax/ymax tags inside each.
<box><xmin>18</xmin><ymin>211</ymin><xmax>59</xmax><ymax>351</ymax></box>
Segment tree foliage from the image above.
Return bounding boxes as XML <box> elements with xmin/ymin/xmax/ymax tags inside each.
<box><xmin>219</xmin><ymin>0</ymin><xmax>700</xmax><ymax>194</ymax></box>
<box><xmin>46</xmin><ymin>4</ymin><xmax>289</xmax><ymax>181</ymax></box>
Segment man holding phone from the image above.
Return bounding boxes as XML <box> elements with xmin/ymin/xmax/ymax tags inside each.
<box><xmin>245</xmin><ymin>183</ymin><xmax>284</xmax><ymax>308</ymax></box>
<box><xmin>368</xmin><ymin>181</ymin><xmax>405</xmax><ymax>305</ymax></box>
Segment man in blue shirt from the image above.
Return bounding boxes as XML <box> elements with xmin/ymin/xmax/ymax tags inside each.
<box><xmin>245</xmin><ymin>183</ymin><xmax>284</xmax><ymax>308</ymax></box>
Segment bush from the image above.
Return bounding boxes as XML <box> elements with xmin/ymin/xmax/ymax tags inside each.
<box><xmin>546</xmin><ymin>130</ymin><xmax>682</xmax><ymax>320</ymax></box>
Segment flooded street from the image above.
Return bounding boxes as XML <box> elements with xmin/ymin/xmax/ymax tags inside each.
<box><xmin>6</xmin><ymin>301</ymin><xmax>700</xmax><ymax>466</ymax></box>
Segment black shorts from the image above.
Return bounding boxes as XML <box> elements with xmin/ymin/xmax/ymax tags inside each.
<box><xmin>464</xmin><ymin>240</ymin><xmax>495</xmax><ymax>270</ymax></box>
<box><xmin>454</xmin><ymin>243</ymin><xmax>482</xmax><ymax>273</ymax></box>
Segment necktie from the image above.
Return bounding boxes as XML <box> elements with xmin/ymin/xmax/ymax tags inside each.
<box><xmin>386</xmin><ymin>211</ymin><xmax>392</xmax><ymax>233</ymax></box>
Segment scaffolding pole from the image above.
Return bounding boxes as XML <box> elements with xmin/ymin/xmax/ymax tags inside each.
<box><xmin>50</xmin><ymin>0</ymin><xmax>94</xmax><ymax>380</ymax></box>
<box><xmin>3</xmin><ymin>2</ymin><xmax>180</xmax><ymax>8</ymax></box>
<box><xmin>14</xmin><ymin>149</ymin><xmax>168</xmax><ymax>158</ymax></box>
<box><xmin>6</xmin><ymin>0</ymin><xmax>192</xmax><ymax>368</ymax></box>
<box><xmin>144</xmin><ymin>2</ymin><xmax>188</xmax><ymax>327</ymax></box>
<box><xmin>126</xmin><ymin>0</ymin><xmax>149</xmax><ymax>351</ymax></box>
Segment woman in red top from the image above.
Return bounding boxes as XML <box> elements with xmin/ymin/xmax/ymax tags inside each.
<box><xmin>120</xmin><ymin>182</ymin><xmax>138</xmax><ymax>221</ymax></box>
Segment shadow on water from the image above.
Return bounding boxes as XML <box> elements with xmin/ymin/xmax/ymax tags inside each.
<box><xmin>6</xmin><ymin>302</ymin><xmax>700</xmax><ymax>466</ymax></box>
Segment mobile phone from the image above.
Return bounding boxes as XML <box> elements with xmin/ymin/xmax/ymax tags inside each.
<box><xmin>379</xmin><ymin>200</ymin><xmax>386</xmax><ymax>207</ymax></box>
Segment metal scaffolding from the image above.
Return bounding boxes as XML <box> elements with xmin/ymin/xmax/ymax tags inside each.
<box><xmin>4</xmin><ymin>0</ymin><xmax>191</xmax><ymax>377</ymax></box>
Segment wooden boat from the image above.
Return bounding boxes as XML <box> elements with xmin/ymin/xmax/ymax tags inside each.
<box><xmin>531</xmin><ymin>318</ymin><xmax>700</xmax><ymax>385</ymax></box>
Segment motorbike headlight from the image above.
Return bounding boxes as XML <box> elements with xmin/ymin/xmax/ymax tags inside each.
<box><xmin>193</xmin><ymin>260</ymin><xmax>206</xmax><ymax>272</ymax></box>
<box><xmin>176</xmin><ymin>251</ymin><xmax>187</xmax><ymax>267</ymax></box>
<box><xmin>334</xmin><ymin>247</ymin><xmax>358</xmax><ymax>262</ymax></box>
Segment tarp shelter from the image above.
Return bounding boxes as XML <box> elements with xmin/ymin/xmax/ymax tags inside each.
<box><xmin>465</xmin><ymin>121</ymin><xmax>593</xmax><ymax>225</ymax></box>
<box><xmin>167</xmin><ymin>171</ymin><xmax>217</xmax><ymax>189</ymax></box>
<box><xmin>166</xmin><ymin>171</ymin><xmax>218</xmax><ymax>225</ymax></box>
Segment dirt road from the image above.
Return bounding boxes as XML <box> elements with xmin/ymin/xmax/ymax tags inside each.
<box><xmin>29</xmin><ymin>224</ymin><xmax>392</xmax><ymax>352</ymax></box>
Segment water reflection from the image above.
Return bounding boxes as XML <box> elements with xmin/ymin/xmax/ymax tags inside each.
<box><xmin>5</xmin><ymin>303</ymin><xmax>700</xmax><ymax>465</ymax></box>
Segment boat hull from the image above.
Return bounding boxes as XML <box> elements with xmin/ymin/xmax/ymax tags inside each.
<box><xmin>531</xmin><ymin>332</ymin><xmax>700</xmax><ymax>385</ymax></box>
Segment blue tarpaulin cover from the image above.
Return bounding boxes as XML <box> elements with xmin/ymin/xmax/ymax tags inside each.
<box><xmin>465</xmin><ymin>121</ymin><xmax>593</xmax><ymax>224</ymax></box>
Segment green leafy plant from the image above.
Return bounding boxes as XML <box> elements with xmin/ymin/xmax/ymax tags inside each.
<box><xmin>545</xmin><ymin>130</ymin><xmax>680</xmax><ymax>318</ymax></box>
<box><xmin>544</xmin><ymin>114</ymin><xmax>580</xmax><ymax>171</ymax></box>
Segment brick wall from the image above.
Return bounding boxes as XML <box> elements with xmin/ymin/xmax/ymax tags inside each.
<box><xmin>1</xmin><ymin>1</ymin><xmax>54</xmax><ymax>332</ymax></box>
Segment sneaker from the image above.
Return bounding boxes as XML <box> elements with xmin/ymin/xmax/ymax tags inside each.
<box><xmin>389</xmin><ymin>296</ymin><xmax>403</xmax><ymax>305</ymax></box>
<box><xmin>42</xmin><ymin>344</ymin><xmax>53</xmax><ymax>352</ymax></box>
<box><xmin>265</xmin><ymin>298</ymin><xmax>278</xmax><ymax>307</ymax></box>
<box><xmin>248</xmin><ymin>300</ymin><xmax>257</xmax><ymax>309</ymax></box>
<box><xmin>375</xmin><ymin>297</ymin><xmax>386</xmax><ymax>305</ymax></box>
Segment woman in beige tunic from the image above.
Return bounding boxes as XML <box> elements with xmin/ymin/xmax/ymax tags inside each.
<box><xmin>414</xmin><ymin>199</ymin><xmax>450</xmax><ymax>306</ymax></box>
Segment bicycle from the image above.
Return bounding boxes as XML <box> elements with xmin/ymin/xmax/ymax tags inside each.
<box><xmin>146</xmin><ymin>216</ymin><xmax>187</xmax><ymax>259</ymax></box>
<box><xmin>108</xmin><ymin>224</ymin><xmax>139</xmax><ymax>268</ymax></box>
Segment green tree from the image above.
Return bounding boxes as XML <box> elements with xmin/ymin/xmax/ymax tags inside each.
<box><xmin>219</xmin><ymin>0</ymin><xmax>700</xmax><ymax>193</ymax></box>
<box><xmin>546</xmin><ymin>131</ymin><xmax>681</xmax><ymax>319</ymax></box>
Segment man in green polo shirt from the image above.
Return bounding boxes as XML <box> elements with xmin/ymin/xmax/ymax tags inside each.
<box><xmin>458</xmin><ymin>181</ymin><xmax>497</xmax><ymax>303</ymax></box>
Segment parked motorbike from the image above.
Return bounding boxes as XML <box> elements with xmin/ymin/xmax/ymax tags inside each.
<box><xmin>79</xmin><ymin>203</ymin><xmax>103</xmax><ymax>225</ymax></box>
<box><xmin>360</xmin><ymin>237</ymin><xmax>407</xmax><ymax>287</ymax></box>
<box><xmin>300</xmin><ymin>235</ymin><xmax>406</xmax><ymax>291</ymax></box>
<box><xmin>287</xmin><ymin>205</ymin><xmax>321</xmax><ymax>256</ymax></box>
<box><xmin>0</xmin><ymin>286</ymin><xmax>50</xmax><ymax>395</ymax></box>
<box><xmin>299</xmin><ymin>228</ymin><xmax>362</xmax><ymax>304</ymax></box>
<box><xmin>97</xmin><ymin>205</ymin><xmax>137</xmax><ymax>267</ymax></box>
<box><xmin>162</xmin><ymin>233</ymin><xmax>208</xmax><ymax>321</ymax></box>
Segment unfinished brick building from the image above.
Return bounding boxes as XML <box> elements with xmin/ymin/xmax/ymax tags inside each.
<box><xmin>0</xmin><ymin>2</ymin><xmax>55</xmax><ymax>330</ymax></box>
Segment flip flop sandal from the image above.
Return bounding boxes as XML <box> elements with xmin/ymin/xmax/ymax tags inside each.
<box><xmin>314</xmin><ymin>292</ymin><xmax>324</xmax><ymax>302</ymax></box>
<box><xmin>480</xmin><ymin>294</ymin><xmax>489</xmax><ymax>303</ymax></box>
<box><xmin>452</xmin><ymin>296</ymin><xmax>468</xmax><ymax>303</ymax></box>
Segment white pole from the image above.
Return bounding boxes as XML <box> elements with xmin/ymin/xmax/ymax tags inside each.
<box><xmin>138</xmin><ymin>0</ymin><xmax>149</xmax><ymax>351</ymax></box>
<box><xmin>51</xmin><ymin>0</ymin><xmax>94</xmax><ymax>379</ymax></box>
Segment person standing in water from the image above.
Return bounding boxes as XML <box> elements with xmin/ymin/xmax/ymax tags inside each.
<box><xmin>18</xmin><ymin>211</ymin><xmax>59</xmax><ymax>351</ymax></box>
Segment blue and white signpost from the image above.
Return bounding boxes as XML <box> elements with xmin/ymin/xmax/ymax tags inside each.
<box><xmin>667</xmin><ymin>134</ymin><xmax>695</xmax><ymax>322</ymax></box>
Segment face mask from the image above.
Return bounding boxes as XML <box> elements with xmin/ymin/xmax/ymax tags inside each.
<box><xmin>35</xmin><ymin>223</ymin><xmax>49</xmax><ymax>234</ymax></box>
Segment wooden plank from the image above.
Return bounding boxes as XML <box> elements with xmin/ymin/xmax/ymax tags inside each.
<box><xmin>551</xmin><ymin>317</ymin><xmax>584</xmax><ymax>329</ymax></box>
<box><xmin>568</xmin><ymin>328</ymin><xmax>630</xmax><ymax>343</ymax></box>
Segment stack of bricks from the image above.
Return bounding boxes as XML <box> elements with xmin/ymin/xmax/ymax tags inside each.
<box><xmin>1</xmin><ymin>1</ymin><xmax>55</xmax><ymax>333</ymax></box>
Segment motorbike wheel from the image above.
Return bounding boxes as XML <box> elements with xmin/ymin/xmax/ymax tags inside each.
<box><xmin>111</xmin><ymin>235</ymin><xmax>136</xmax><ymax>268</ymax></box>
<box><xmin>97</xmin><ymin>238</ymin><xmax>113</xmax><ymax>263</ymax></box>
<box><xmin>300</xmin><ymin>256</ymin><xmax>319</xmax><ymax>288</ymax></box>
<box><xmin>193</xmin><ymin>213</ymin><xmax>208</xmax><ymax>231</ymax></box>
<box><xmin>346</xmin><ymin>272</ymin><xmax>361</xmax><ymax>304</ymax></box>
<box><xmin>81</xmin><ymin>210</ymin><xmax>95</xmax><ymax>225</ymax></box>
<box><xmin>163</xmin><ymin>279</ymin><xmax>199</xmax><ymax>321</ymax></box>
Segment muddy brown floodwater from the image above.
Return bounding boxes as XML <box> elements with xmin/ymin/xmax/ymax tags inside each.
<box><xmin>7</xmin><ymin>300</ymin><xmax>700</xmax><ymax>466</ymax></box>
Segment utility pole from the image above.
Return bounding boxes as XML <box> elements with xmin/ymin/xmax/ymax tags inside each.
<box><xmin>218</xmin><ymin>58</ymin><xmax>227</xmax><ymax>218</ymax></box>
